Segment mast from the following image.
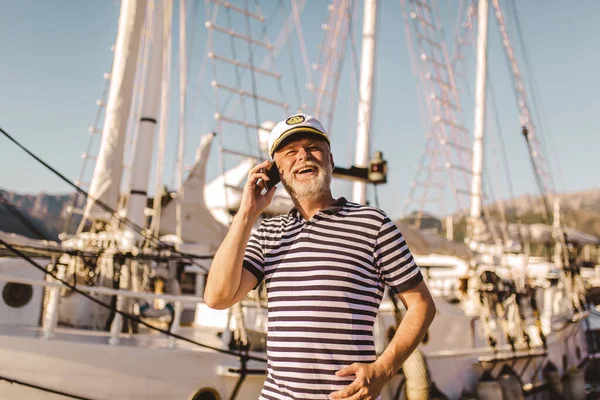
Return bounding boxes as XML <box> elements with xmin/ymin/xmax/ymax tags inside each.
<box><xmin>468</xmin><ymin>0</ymin><xmax>488</xmax><ymax>245</ymax></box>
<box><xmin>352</xmin><ymin>0</ymin><xmax>378</xmax><ymax>205</ymax></box>
<box><xmin>175</xmin><ymin>0</ymin><xmax>188</xmax><ymax>242</ymax></box>
<box><xmin>148</xmin><ymin>0</ymin><xmax>173</xmax><ymax>237</ymax></box>
<box><xmin>83</xmin><ymin>0</ymin><xmax>147</xmax><ymax>221</ymax></box>
<box><xmin>126</xmin><ymin>0</ymin><xmax>164</xmax><ymax>233</ymax></box>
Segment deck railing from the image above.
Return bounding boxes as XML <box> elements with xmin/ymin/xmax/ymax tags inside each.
<box><xmin>0</xmin><ymin>273</ymin><xmax>202</xmax><ymax>347</ymax></box>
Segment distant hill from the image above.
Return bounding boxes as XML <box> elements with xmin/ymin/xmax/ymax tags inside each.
<box><xmin>0</xmin><ymin>189</ymin><xmax>74</xmax><ymax>240</ymax></box>
<box><xmin>401</xmin><ymin>189</ymin><xmax>600</xmax><ymax>244</ymax></box>
<box><xmin>451</xmin><ymin>189</ymin><xmax>600</xmax><ymax>241</ymax></box>
<box><xmin>453</xmin><ymin>189</ymin><xmax>600</xmax><ymax>219</ymax></box>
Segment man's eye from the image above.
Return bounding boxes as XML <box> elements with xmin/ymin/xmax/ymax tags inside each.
<box><xmin>286</xmin><ymin>151</ymin><xmax>297</xmax><ymax>156</ymax></box>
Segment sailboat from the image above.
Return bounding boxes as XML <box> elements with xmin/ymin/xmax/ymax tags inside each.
<box><xmin>0</xmin><ymin>0</ymin><xmax>597</xmax><ymax>399</ymax></box>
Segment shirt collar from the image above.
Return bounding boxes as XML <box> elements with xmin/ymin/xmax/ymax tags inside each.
<box><xmin>288</xmin><ymin>197</ymin><xmax>348</xmax><ymax>220</ymax></box>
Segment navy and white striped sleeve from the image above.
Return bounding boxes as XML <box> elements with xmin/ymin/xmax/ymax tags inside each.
<box><xmin>374</xmin><ymin>216</ymin><xmax>423</xmax><ymax>294</ymax></box>
<box><xmin>242</xmin><ymin>223</ymin><xmax>265</xmax><ymax>284</ymax></box>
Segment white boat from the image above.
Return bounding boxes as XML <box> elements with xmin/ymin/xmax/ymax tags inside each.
<box><xmin>0</xmin><ymin>1</ymin><xmax>597</xmax><ymax>399</ymax></box>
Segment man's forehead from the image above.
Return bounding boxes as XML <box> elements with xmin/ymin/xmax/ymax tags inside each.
<box><xmin>277</xmin><ymin>136</ymin><xmax>328</xmax><ymax>152</ymax></box>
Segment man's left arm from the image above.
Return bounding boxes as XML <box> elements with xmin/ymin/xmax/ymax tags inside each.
<box><xmin>330</xmin><ymin>281</ymin><xmax>436</xmax><ymax>400</ymax></box>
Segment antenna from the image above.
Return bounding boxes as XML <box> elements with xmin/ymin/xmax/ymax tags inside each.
<box><xmin>490</xmin><ymin>1</ymin><xmax>554</xmax><ymax>198</ymax></box>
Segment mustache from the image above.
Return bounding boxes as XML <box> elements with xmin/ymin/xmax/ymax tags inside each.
<box><xmin>294</xmin><ymin>161</ymin><xmax>322</xmax><ymax>173</ymax></box>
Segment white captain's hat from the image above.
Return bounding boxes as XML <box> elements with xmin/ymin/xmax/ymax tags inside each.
<box><xmin>267</xmin><ymin>113</ymin><xmax>330</xmax><ymax>158</ymax></box>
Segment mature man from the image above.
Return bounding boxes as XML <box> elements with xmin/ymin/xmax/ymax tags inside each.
<box><xmin>205</xmin><ymin>113</ymin><xmax>436</xmax><ymax>400</ymax></box>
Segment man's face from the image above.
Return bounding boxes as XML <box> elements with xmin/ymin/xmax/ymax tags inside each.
<box><xmin>273</xmin><ymin>136</ymin><xmax>334</xmax><ymax>201</ymax></box>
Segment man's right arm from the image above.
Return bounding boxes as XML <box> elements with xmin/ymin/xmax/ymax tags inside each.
<box><xmin>203</xmin><ymin>160</ymin><xmax>277</xmax><ymax>310</ymax></box>
<box><xmin>204</xmin><ymin>211</ymin><xmax>259</xmax><ymax>309</ymax></box>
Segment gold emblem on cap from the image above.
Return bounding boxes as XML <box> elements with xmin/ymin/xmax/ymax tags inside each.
<box><xmin>285</xmin><ymin>115</ymin><xmax>305</xmax><ymax>125</ymax></box>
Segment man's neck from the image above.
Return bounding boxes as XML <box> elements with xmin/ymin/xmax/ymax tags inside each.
<box><xmin>293</xmin><ymin>192</ymin><xmax>336</xmax><ymax>220</ymax></box>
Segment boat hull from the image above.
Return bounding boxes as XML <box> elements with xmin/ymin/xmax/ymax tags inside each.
<box><xmin>0</xmin><ymin>326</ymin><xmax>265</xmax><ymax>400</ymax></box>
<box><xmin>0</xmin><ymin>315</ymin><xmax>590</xmax><ymax>400</ymax></box>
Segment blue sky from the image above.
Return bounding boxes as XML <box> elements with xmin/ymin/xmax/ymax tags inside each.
<box><xmin>0</xmin><ymin>1</ymin><xmax>598</xmax><ymax>219</ymax></box>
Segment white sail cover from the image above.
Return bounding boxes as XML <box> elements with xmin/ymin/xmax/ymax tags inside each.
<box><xmin>204</xmin><ymin>158</ymin><xmax>255</xmax><ymax>228</ymax></box>
<box><xmin>159</xmin><ymin>134</ymin><xmax>227</xmax><ymax>248</ymax></box>
<box><xmin>84</xmin><ymin>0</ymin><xmax>146</xmax><ymax>220</ymax></box>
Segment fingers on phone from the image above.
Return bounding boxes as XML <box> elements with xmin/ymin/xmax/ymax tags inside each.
<box><xmin>248</xmin><ymin>171</ymin><xmax>270</xmax><ymax>193</ymax></box>
<box><xmin>249</xmin><ymin>161</ymin><xmax>271</xmax><ymax>181</ymax></box>
<box><xmin>254</xmin><ymin>160</ymin><xmax>270</xmax><ymax>172</ymax></box>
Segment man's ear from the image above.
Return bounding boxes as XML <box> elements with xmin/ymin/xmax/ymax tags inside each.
<box><xmin>329</xmin><ymin>152</ymin><xmax>335</xmax><ymax>169</ymax></box>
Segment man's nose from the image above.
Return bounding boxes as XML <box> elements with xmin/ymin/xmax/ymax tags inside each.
<box><xmin>296</xmin><ymin>147</ymin><xmax>313</xmax><ymax>161</ymax></box>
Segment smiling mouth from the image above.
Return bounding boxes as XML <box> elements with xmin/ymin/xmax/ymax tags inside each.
<box><xmin>295</xmin><ymin>167</ymin><xmax>316</xmax><ymax>175</ymax></box>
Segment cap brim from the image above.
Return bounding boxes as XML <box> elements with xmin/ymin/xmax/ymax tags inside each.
<box><xmin>270</xmin><ymin>127</ymin><xmax>329</xmax><ymax>157</ymax></box>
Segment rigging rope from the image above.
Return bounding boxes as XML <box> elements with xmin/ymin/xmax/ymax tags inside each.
<box><xmin>522</xmin><ymin>128</ymin><xmax>551</xmax><ymax>226</ymax></box>
<box><xmin>0</xmin><ymin>125</ymin><xmax>210</xmax><ymax>273</ymax></box>
<box><xmin>453</xmin><ymin>0</ymin><xmax>467</xmax><ymax>51</ymax></box>
<box><xmin>491</xmin><ymin>0</ymin><xmax>555</xmax><ymax>197</ymax></box>
<box><xmin>254</xmin><ymin>0</ymin><xmax>288</xmax><ymax>121</ymax></box>
<box><xmin>188</xmin><ymin>4</ymin><xmax>218</xmax><ymax>124</ymax></box>
<box><xmin>279</xmin><ymin>0</ymin><xmax>303</xmax><ymax>112</ymax></box>
<box><xmin>208</xmin><ymin>0</ymin><xmax>299</xmax><ymax>127</ymax></box>
<box><xmin>1</xmin><ymin>181</ymin><xmax>206</xmax><ymax>276</ymax></box>
<box><xmin>347</xmin><ymin>0</ymin><xmax>360</xmax><ymax>90</ymax></box>
<box><xmin>346</xmin><ymin>0</ymin><xmax>360</xmax><ymax>164</ymax></box>
<box><xmin>312</xmin><ymin>0</ymin><xmax>337</xmax><ymax>119</ymax></box>
<box><xmin>187</xmin><ymin>0</ymin><xmax>200</xmax><ymax>73</ymax></box>
<box><xmin>243</xmin><ymin>0</ymin><xmax>263</xmax><ymax>133</ymax></box>
<box><xmin>62</xmin><ymin>40</ymin><xmax>115</xmax><ymax>238</ymax></box>
<box><xmin>225</xmin><ymin>4</ymin><xmax>254</xmax><ymax>154</ymax></box>
<box><xmin>290</xmin><ymin>0</ymin><xmax>312</xmax><ymax>87</ymax></box>
<box><xmin>325</xmin><ymin>1</ymin><xmax>350</xmax><ymax>134</ymax></box>
<box><xmin>263</xmin><ymin>0</ymin><xmax>281</xmax><ymax>32</ymax></box>
<box><xmin>507</xmin><ymin>0</ymin><xmax>565</xmax><ymax>192</ymax></box>
<box><xmin>0</xmin><ymin>237</ymin><xmax>267</xmax><ymax>364</ymax></box>
<box><xmin>0</xmin><ymin>374</ymin><xmax>96</xmax><ymax>400</ymax></box>
<box><xmin>487</xmin><ymin>71</ymin><xmax>528</xmax><ymax>246</ymax></box>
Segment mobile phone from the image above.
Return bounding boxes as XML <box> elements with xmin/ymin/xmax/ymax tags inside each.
<box><xmin>264</xmin><ymin>162</ymin><xmax>280</xmax><ymax>190</ymax></box>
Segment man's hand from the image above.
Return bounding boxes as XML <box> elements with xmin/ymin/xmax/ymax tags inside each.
<box><xmin>238</xmin><ymin>160</ymin><xmax>277</xmax><ymax>218</ymax></box>
<box><xmin>329</xmin><ymin>362</ymin><xmax>391</xmax><ymax>400</ymax></box>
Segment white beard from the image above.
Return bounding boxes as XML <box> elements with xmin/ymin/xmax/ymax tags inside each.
<box><xmin>281</xmin><ymin>162</ymin><xmax>332</xmax><ymax>201</ymax></box>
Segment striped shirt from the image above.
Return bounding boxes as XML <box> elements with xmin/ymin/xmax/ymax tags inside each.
<box><xmin>243</xmin><ymin>197</ymin><xmax>422</xmax><ymax>400</ymax></box>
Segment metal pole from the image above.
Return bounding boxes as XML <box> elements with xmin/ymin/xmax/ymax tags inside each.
<box><xmin>42</xmin><ymin>264</ymin><xmax>65</xmax><ymax>339</ymax></box>
<box><xmin>127</xmin><ymin>0</ymin><xmax>164</xmax><ymax>233</ymax></box>
<box><xmin>468</xmin><ymin>0</ymin><xmax>488</xmax><ymax>242</ymax></box>
<box><xmin>175</xmin><ymin>0</ymin><xmax>188</xmax><ymax>242</ymax></box>
<box><xmin>149</xmin><ymin>1</ymin><xmax>173</xmax><ymax>236</ymax></box>
<box><xmin>352</xmin><ymin>0</ymin><xmax>378</xmax><ymax>204</ymax></box>
<box><xmin>109</xmin><ymin>263</ymin><xmax>130</xmax><ymax>345</ymax></box>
